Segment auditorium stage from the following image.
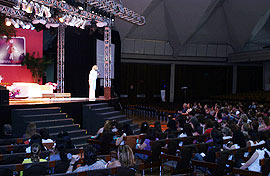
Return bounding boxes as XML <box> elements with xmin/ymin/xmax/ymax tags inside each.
<box><xmin>0</xmin><ymin>97</ymin><xmax>120</xmax><ymax>128</ymax></box>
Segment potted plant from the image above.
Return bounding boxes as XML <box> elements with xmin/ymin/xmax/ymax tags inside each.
<box><xmin>22</xmin><ymin>53</ymin><xmax>54</xmax><ymax>83</ymax></box>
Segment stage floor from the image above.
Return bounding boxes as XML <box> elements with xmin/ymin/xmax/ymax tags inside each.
<box><xmin>9</xmin><ymin>97</ymin><xmax>106</xmax><ymax>105</ymax></box>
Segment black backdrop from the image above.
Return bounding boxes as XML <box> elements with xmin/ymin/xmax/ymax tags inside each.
<box><xmin>64</xmin><ymin>27</ymin><xmax>121</xmax><ymax>97</ymax></box>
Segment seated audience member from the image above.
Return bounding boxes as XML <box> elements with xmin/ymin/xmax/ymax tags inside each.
<box><xmin>96</xmin><ymin>120</ymin><xmax>111</xmax><ymax>136</ymax></box>
<box><xmin>140</xmin><ymin>122</ymin><xmax>149</xmax><ymax>134</ymax></box>
<box><xmin>165</xmin><ymin>120</ymin><xmax>177</xmax><ymax>134</ymax></box>
<box><xmin>240</xmin><ymin>140</ymin><xmax>270</xmax><ymax>172</ymax></box>
<box><xmin>21</xmin><ymin>143</ymin><xmax>47</xmax><ymax>176</ymax></box>
<box><xmin>67</xmin><ymin>145</ymin><xmax>106</xmax><ymax>173</ymax></box>
<box><xmin>39</xmin><ymin>128</ymin><xmax>54</xmax><ymax>144</ymax></box>
<box><xmin>1</xmin><ymin>124</ymin><xmax>14</xmax><ymax>139</ymax></box>
<box><xmin>136</xmin><ymin>127</ymin><xmax>158</xmax><ymax>160</ymax></box>
<box><xmin>26</xmin><ymin>134</ymin><xmax>46</xmax><ymax>153</ymax></box>
<box><xmin>23</xmin><ymin>122</ymin><xmax>37</xmax><ymax>139</ymax></box>
<box><xmin>122</xmin><ymin>124</ymin><xmax>134</xmax><ymax>136</ymax></box>
<box><xmin>57</xmin><ymin>131</ymin><xmax>74</xmax><ymax>149</ymax></box>
<box><xmin>111</xmin><ymin>120</ymin><xmax>119</xmax><ymax>133</ymax></box>
<box><xmin>154</xmin><ymin>121</ymin><xmax>162</xmax><ymax>133</ymax></box>
<box><xmin>107</xmin><ymin>145</ymin><xmax>135</xmax><ymax>168</ymax></box>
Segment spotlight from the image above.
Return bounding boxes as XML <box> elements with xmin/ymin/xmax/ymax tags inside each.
<box><xmin>11</xmin><ymin>19</ymin><xmax>20</xmax><ymax>28</ymax></box>
<box><xmin>30</xmin><ymin>23</ymin><xmax>35</xmax><ymax>30</ymax></box>
<box><xmin>25</xmin><ymin>23</ymin><xmax>31</xmax><ymax>29</ymax></box>
<box><xmin>44</xmin><ymin>6</ymin><xmax>51</xmax><ymax>18</ymax></box>
<box><xmin>34</xmin><ymin>3</ymin><xmax>43</xmax><ymax>17</ymax></box>
<box><xmin>80</xmin><ymin>20</ymin><xmax>89</xmax><ymax>29</ymax></box>
<box><xmin>19</xmin><ymin>21</ymin><xmax>26</xmax><ymax>29</ymax></box>
<box><xmin>65</xmin><ymin>15</ymin><xmax>72</xmax><ymax>25</ymax></box>
<box><xmin>59</xmin><ymin>15</ymin><xmax>67</xmax><ymax>23</ymax></box>
<box><xmin>21</xmin><ymin>0</ymin><xmax>28</xmax><ymax>12</ymax></box>
<box><xmin>25</xmin><ymin>1</ymin><xmax>34</xmax><ymax>13</ymax></box>
<box><xmin>75</xmin><ymin>18</ymin><xmax>83</xmax><ymax>28</ymax></box>
<box><xmin>5</xmin><ymin>18</ymin><xmax>12</xmax><ymax>27</ymax></box>
<box><xmin>69</xmin><ymin>16</ymin><xmax>77</xmax><ymax>26</ymax></box>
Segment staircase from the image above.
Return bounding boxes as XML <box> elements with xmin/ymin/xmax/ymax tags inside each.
<box><xmin>83</xmin><ymin>103</ymin><xmax>140</xmax><ymax>135</ymax></box>
<box><xmin>12</xmin><ymin>107</ymin><xmax>90</xmax><ymax>148</ymax></box>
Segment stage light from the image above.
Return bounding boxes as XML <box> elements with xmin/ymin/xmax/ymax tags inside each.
<box><xmin>30</xmin><ymin>23</ymin><xmax>35</xmax><ymax>30</ymax></box>
<box><xmin>25</xmin><ymin>1</ymin><xmax>34</xmax><ymax>13</ymax></box>
<box><xmin>11</xmin><ymin>19</ymin><xmax>20</xmax><ymax>28</ymax></box>
<box><xmin>5</xmin><ymin>18</ymin><xmax>12</xmax><ymax>27</ymax></box>
<box><xmin>44</xmin><ymin>6</ymin><xmax>51</xmax><ymax>18</ymax></box>
<box><xmin>69</xmin><ymin>16</ymin><xmax>77</xmax><ymax>26</ymax></box>
<box><xmin>21</xmin><ymin>0</ymin><xmax>28</xmax><ymax>12</ymax></box>
<box><xmin>14</xmin><ymin>0</ymin><xmax>22</xmax><ymax>10</ymax></box>
<box><xmin>97</xmin><ymin>21</ymin><xmax>107</xmax><ymax>27</ymax></box>
<box><xmin>80</xmin><ymin>20</ymin><xmax>89</xmax><ymax>29</ymax></box>
<box><xmin>75</xmin><ymin>18</ymin><xmax>84</xmax><ymax>28</ymax></box>
<box><xmin>32</xmin><ymin>18</ymin><xmax>47</xmax><ymax>25</ymax></box>
<box><xmin>19</xmin><ymin>21</ymin><xmax>26</xmax><ymax>29</ymax></box>
<box><xmin>25</xmin><ymin>23</ymin><xmax>31</xmax><ymax>29</ymax></box>
<box><xmin>65</xmin><ymin>15</ymin><xmax>72</xmax><ymax>25</ymax></box>
<box><xmin>59</xmin><ymin>15</ymin><xmax>67</xmax><ymax>23</ymax></box>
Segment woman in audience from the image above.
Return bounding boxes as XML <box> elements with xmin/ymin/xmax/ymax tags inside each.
<box><xmin>24</xmin><ymin>122</ymin><xmax>37</xmax><ymax>139</ymax></box>
<box><xmin>136</xmin><ymin>127</ymin><xmax>158</xmax><ymax>160</ymax></box>
<box><xmin>240</xmin><ymin>140</ymin><xmax>270</xmax><ymax>172</ymax></box>
<box><xmin>96</xmin><ymin>120</ymin><xmax>111</xmax><ymax>136</ymax></box>
<box><xmin>140</xmin><ymin>122</ymin><xmax>149</xmax><ymax>134</ymax></box>
<box><xmin>26</xmin><ymin>134</ymin><xmax>46</xmax><ymax>153</ymax></box>
<box><xmin>20</xmin><ymin>143</ymin><xmax>47</xmax><ymax>176</ymax></box>
<box><xmin>107</xmin><ymin>145</ymin><xmax>135</xmax><ymax>168</ymax></box>
<box><xmin>67</xmin><ymin>145</ymin><xmax>106</xmax><ymax>173</ymax></box>
<box><xmin>1</xmin><ymin>124</ymin><xmax>14</xmax><ymax>139</ymax></box>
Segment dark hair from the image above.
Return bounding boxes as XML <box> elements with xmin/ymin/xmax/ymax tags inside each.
<box><xmin>3</xmin><ymin>124</ymin><xmax>12</xmax><ymax>135</ymax></box>
<box><xmin>84</xmin><ymin>145</ymin><xmax>97</xmax><ymax>165</ymax></box>
<box><xmin>154</xmin><ymin>121</ymin><xmax>162</xmax><ymax>133</ymax></box>
<box><xmin>232</xmin><ymin>130</ymin><xmax>246</xmax><ymax>148</ymax></box>
<box><xmin>140</xmin><ymin>122</ymin><xmax>149</xmax><ymax>134</ymax></box>
<box><xmin>29</xmin><ymin>134</ymin><xmax>46</xmax><ymax>151</ymax></box>
<box><xmin>183</xmin><ymin>123</ymin><xmax>193</xmax><ymax>137</ymax></box>
<box><xmin>146</xmin><ymin>127</ymin><xmax>157</xmax><ymax>141</ymax></box>
<box><xmin>57</xmin><ymin>131</ymin><xmax>73</xmax><ymax>149</ymax></box>
<box><xmin>122</xmin><ymin>124</ymin><xmax>134</xmax><ymax>136</ymax></box>
<box><xmin>39</xmin><ymin>128</ymin><xmax>50</xmax><ymax>140</ymax></box>
<box><xmin>211</xmin><ymin>128</ymin><xmax>223</xmax><ymax>147</ymax></box>
<box><xmin>167</xmin><ymin>120</ymin><xmax>177</xmax><ymax>130</ymax></box>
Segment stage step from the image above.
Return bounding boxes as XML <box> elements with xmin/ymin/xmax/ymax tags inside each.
<box><xmin>104</xmin><ymin>115</ymin><xmax>126</xmax><ymax>121</ymax></box>
<box><xmin>85</xmin><ymin>103</ymin><xmax>108</xmax><ymax>109</ymax></box>
<box><xmin>27</xmin><ymin>118</ymin><xmax>74</xmax><ymax>129</ymax></box>
<box><xmin>71</xmin><ymin>135</ymin><xmax>91</xmax><ymax>145</ymax></box>
<box><xmin>133</xmin><ymin>128</ymin><xmax>140</xmax><ymax>135</ymax></box>
<box><xmin>50</xmin><ymin>129</ymin><xmax>87</xmax><ymax>140</ymax></box>
<box><xmin>13</xmin><ymin>107</ymin><xmax>61</xmax><ymax>116</ymax></box>
<box><xmin>37</xmin><ymin>124</ymin><xmax>80</xmax><ymax>134</ymax></box>
<box><xmin>21</xmin><ymin>113</ymin><xmax>67</xmax><ymax>122</ymax></box>
<box><xmin>118</xmin><ymin>119</ymin><xmax>132</xmax><ymax>125</ymax></box>
<box><xmin>98</xmin><ymin>111</ymin><xmax>121</xmax><ymax>117</ymax></box>
<box><xmin>93</xmin><ymin>107</ymin><xmax>114</xmax><ymax>113</ymax></box>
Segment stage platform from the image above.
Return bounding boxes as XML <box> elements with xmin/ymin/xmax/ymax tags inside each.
<box><xmin>9</xmin><ymin>97</ymin><xmax>106</xmax><ymax>105</ymax></box>
<box><xmin>0</xmin><ymin>97</ymin><xmax>120</xmax><ymax>129</ymax></box>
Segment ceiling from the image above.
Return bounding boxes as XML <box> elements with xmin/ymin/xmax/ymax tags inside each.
<box><xmin>113</xmin><ymin>0</ymin><xmax>270</xmax><ymax>54</ymax></box>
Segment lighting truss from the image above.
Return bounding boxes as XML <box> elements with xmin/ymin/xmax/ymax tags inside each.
<box><xmin>30</xmin><ymin>0</ymin><xmax>110</xmax><ymax>24</ymax></box>
<box><xmin>87</xmin><ymin>0</ymin><xmax>145</xmax><ymax>25</ymax></box>
<box><xmin>0</xmin><ymin>4</ymin><xmax>28</xmax><ymax>20</ymax></box>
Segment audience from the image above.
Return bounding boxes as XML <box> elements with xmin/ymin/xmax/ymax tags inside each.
<box><xmin>23</xmin><ymin>122</ymin><xmax>37</xmax><ymax>139</ymax></box>
<box><xmin>67</xmin><ymin>145</ymin><xmax>106</xmax><ymax>173</ymax></box>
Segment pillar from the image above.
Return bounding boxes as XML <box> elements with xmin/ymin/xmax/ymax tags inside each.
<box><xmin>170</xmin><ymin>64</ymin><xmax>175</xmax><ymax>103</ymax></box>
<box><xmin>263</xmin><ymin>62</ymin><xmax>270</xmax><ymax>91</ymax></box>
<box><xmin>232</xmin><ymin>65</ymin><xmax>237</xmax><ymax>94</ymax></box>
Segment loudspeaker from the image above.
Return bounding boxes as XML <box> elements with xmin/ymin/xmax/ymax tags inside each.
<box><xmin>0</xmin><ymin>90</ymin><xmax>9</xmax><ymax>105</ymax></box>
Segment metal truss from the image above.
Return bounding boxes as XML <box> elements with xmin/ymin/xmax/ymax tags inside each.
<box><xmin>57</xmin><ymin>24</ymin><xmax>65</xmax><ymax>93</ymax></box>
<box><xmin>104</xmin><ymin>26</ymin><xmax>112</xmax><ymax>88</ymax></box>
<box><xmin>31</xmin><ymin>0</ymin><xmax>110</xmax><ymax>23</ymax></box>
<box><xmin>0</xmin><ymin>4</ymin><xmax>28</xmax><ymax>20</ymax></box>
<box><xmin>87</xmin><ymin>0</ymin><xmax>145</xmax><ymax>25</ymax></box>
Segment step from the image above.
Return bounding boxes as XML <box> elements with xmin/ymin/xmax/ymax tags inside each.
<box><xmin>133</xmin><ymin>128</ymin><xmax>140</xmax><ymax>135</ymax></box>
<box><xmin>71</xmin><ymin>135</ymin><xmax>91</xmax><ymax>145</ymax></box>
<box><xmin>118</xmin><ymin>119</ymin><xmax>132</xmax><ymax>125</ymax></box>
<box><xmin>104</xmin><ymin>115</ymin><xmax>126</xmax><ymax>121</ymax></box>
<box><xmin>75</xmin><ymin>143</ymin><xmax>89</xmax><ymax>149</ymax></box>
<box><xmin>98</xmin><ymin>111</ymin><xmax>121</xmax><ymax>117</ymax></box>
<box><xmin>37</xmin><ymin>124</ymin><xmax>80</xmax><ymax>134</ymax></box>
<box><xmin>85</xmin><ymin>103</ymin><xmax>108</xmax><ymax>110</ymax></box>
<box><xmin>22</xmin><ymin>113</ymin><xmax>67</xmax><ymax>122</ymax></box>
<box><xmin>50</xmin><ymin>130</ymin><xmax>87</xmax><ymax>140</ymax></box>
<box><xmin>27</xmin><ymin>119</ymin><xmax>74</xmax><ymax>129</ymax></box>
<box><xmin>130</xmin><ymin>123</ymin><xmax>139</xmax><ymax>130</ymax></box>
<box><xmin>93</xmin><ymin>107</ymin><xmax>114</xmax><ymax>113</ymax></box>
<box><xmin>13</xmin><ymin>107</ymin><xmax>61</xmax><ymax>116</ymax></box>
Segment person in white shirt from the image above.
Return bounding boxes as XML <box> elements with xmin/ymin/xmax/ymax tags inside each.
<box><xmin>240</xmin><ymin>140</ymin><xmax>270</xmax><ymax>172</ymax></box>
<box><xmin>89</xmin><ymin>65</ymin><xmax>99</xmax><ymax>100</ymax></box>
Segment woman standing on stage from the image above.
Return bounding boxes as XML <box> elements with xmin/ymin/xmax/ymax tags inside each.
<box><xmin>89</xmin><ymin>65</ymin><xmax>99</xmax><ymax>100</ymax></box>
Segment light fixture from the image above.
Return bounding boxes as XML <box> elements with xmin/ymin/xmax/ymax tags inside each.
<box><xmin>96</xmin><ymin>21</ymin><xmax>107</xmax><ymax>27</ymax></box>
<box><xmin>59</xmin><ymin>15</ymin><xmax>67</xmax><ymax>23</ymax></box>
<box><xmin>25</xmin><ymin>1</ymin><xmax>34</xmax><ymax>13</ymax></box>
<box><xmin>19</xmin><ymin>21</ymin><xmax>26</xmax><ymax>29</ymax></box>
<box><xmin>30</xmin><ymin>23</ymin><xmax>35</xmax><ymax>30</ymax></box>
<box><xmin>25</xmin><ymin>23</ymin><xmax>31</xmax><ymax>29</ymax></box>
<box><xmin>5</xmin><ymin>18</ymin><xmax>12</xmax><ymax>27</ymax></box>
<box><xmin>69</xmin><ymin>16</ymin><xmax>77</xmax><ymax>26</ymax></box>
<box><xmin>11</xmin><ymin>19</ymin><xmax>20</xmax><ymax>28</ymax></box>
<box><xmin>21</xmin><ymin>0</ymin><xmax>28</xmax><ymax>12</ymax></box>
<box><xmin>80</xmin><ymin>20</ymin><xmax>89</xmax><ymax>29</ymax></box>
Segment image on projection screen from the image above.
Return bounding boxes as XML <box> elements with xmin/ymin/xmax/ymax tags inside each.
<box><xmin>96</xmin><ymin>39</ymin><xmax>115</xmax><ymax>79</ymax></box>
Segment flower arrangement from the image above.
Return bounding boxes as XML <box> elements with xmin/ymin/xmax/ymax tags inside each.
<box><xmin>45</xmin><ymin>82</ymin><xmax>58</xmax><ymax>90</ymax></box>
<box><xmin>9</xmin><ymin>88</ymin><xmax>20</xmax><ymax>98</ymax></box>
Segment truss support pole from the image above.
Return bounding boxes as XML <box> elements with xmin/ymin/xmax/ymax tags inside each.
<box><xmin>57</xmin><ymin>24</ymin><xmax>65</xmax><ymax>93</ymax></box>
<box><xmin>104</xmin><ymin>26</ymin><xmax>112</xmax><ymax>100</ymax></box>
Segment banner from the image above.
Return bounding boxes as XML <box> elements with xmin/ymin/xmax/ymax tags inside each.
<box><xmin>0</xmin><ymin>37</ymin><xmax>25</xmax><ymax>65</ymax></box>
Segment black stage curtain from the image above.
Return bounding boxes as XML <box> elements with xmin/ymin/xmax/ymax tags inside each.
<box><xmin>64</xmin><ymin>27</ymin><xmax>121</xmax><ymax>97</ymax></box>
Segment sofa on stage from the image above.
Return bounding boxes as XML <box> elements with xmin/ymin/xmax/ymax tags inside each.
<box><xmin>8</xmin><ymin>82</ymin><xmax>53</xmax><ymax>98</ymax></box>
